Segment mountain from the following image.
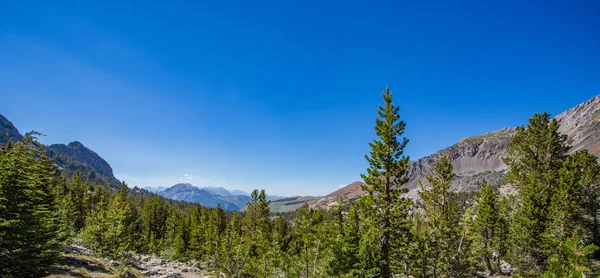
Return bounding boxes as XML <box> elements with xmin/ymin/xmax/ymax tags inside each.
<box><xmin>47</xmin><ymin>142</ymin><xmax>115</xmax><ymax>178</ymax></box>
<box><xmin>230</xmin><ymin>189</ymin><xmax>251</xmax><ymax>196</ymax></box>
<box><xmin>157</xmin><ymin>183</ymin><xmax>252</xmax><ymax>211</ymax></box>
<box><xmin>309</xmin><ymin>181</ymin><xmax>365</xmax><ymax>209</ymax></box>
<box><xmin>313</xmin><ymin>94</ymin><xmax>600</xmax><ymax>207</ymax></box>
<box><xmin>0</xmin><ymin>114</ymin><xmax>24</xmax><ymax>145</ymax></box>
<box><xmin>203</xmin><ymin>186</ymin><xmax>232</xmax><ymax>197</ymax></box>
<box><xmin>269</xmin><ymin>196</ymin><xmax>320</xmax><ymax>213</ymax></box>
<box><xmin>45</xmin><ymin>142</ymin><xmax>120</xmax><ymax>188</ymax></box>
<box><xmin>0</xmin><ymin>113</ymin><xmax>120</xmax><ymax>188</ymax></box>
<box><xmin>143</xmin><ymin>186</ymin><xmax>168</xmax><ymax>193</ymax></box>
<box><xmin>404</xmin><ymin>95</ymin><xmax>600</xmax><ymax>193</ymax></box>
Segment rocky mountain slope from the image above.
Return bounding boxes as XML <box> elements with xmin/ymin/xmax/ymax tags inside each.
<box><xmin>0</xmin><ymin>114</ymin><xmax>24</xmax><ymax>145</ymax></box>
<box><xmin>157</xmin><ymin>183</ymin><xmax>252</xmax><ymax>211</ymax></box>
<box><xmin>405</xmin><ymin>95</ymin><xmax>600</xmax><ymax>192</ymax></box>
<box><xmin>0</xmin><ymin>113</ymin><xmax>120</xmax><ymax>188</ymax></box>
<box><xmin>311</xmin><ymin>94</ymin><xmax>600</xmax><ymax>208</ymax></box>
<box><xmin>309</xmin><ymin>181</ymin><xmax>363</xmax><ymax>209</ymax></box>
<box><xmin>46</xmin><ymin>142</ymin><xmax>120</xmax><ymax>187</ymax></box>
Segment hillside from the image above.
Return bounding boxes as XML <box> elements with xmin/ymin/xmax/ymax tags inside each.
<box><xmin>0</xmin><ymin>113</ymin><xmax>121</xmax><ymax>188</ymax></box>
<box><xmin>405</xmin><ymin>95</ymin><xmax>600</xmax><ymax>192</ymax></box>
<box><xmin>313</xmin><ymin>94</ymin><xmax>600</xmax><ymax>207</ymax></box>
<box><xmin>269</xmin><ymin>196</ymin><xmax>319</xmax><ymax>213</ymax></box>
<box><xmin>0</xmin><ymin>114</ymin><xmax>24</xmax><ymax>145</ymax></box>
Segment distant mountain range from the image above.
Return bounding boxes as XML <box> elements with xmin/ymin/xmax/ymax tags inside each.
<box><xmin>155</xmin><ymin>183</ymin><xmax>252</xmax><ymax>211</ymax></box>
<box><xmin>0</xmin><ymin>114</ymin><xmax>120</xmax><ymax>188</ymax></box>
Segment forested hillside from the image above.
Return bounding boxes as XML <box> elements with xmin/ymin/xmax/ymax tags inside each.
<box><xmin>1</xmin><ymin>89</ymin><xmax>599</xmax><ymax>277</ymax></box>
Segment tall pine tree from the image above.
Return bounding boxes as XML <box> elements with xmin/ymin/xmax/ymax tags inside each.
<box><xmin>360</xmin><ymin>86</ymin><xmax>413</xmax><ymax>277</ymax></box>
<box><xmin>503</xmin><ymin>112</ymin><xmax>570</xmax><ymax>274</ymax></box>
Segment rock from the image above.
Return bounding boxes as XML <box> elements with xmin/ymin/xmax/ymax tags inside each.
<box><xmin>66</xmin><ymin>244</ymin><xmax>93</xmax><ymax>256</ymax></box>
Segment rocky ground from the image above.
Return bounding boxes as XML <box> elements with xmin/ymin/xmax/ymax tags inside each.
<box><xmin>46</xmin><ymin>245</ymin><xmax>221</xmax><ymax>278</ymax></box>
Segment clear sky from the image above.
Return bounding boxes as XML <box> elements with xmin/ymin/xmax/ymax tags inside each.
<box><xmin>1</xmin><ymin>1</ymin><xmax>599</xmax><ymax>196</ymax></box>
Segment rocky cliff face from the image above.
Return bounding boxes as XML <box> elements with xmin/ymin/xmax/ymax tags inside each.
<box><xmin>555</xmin><ymin>95</ymin><xmax>600</xmax><ymax>157</ymax></box>
<box><xmin>404</xmin><ymin>128</ymin><xmax>515</xmax><ymax>191</ymax></box>
<box><xmin>404</xmin><ymin>95</ymin><xmax>600</xmax><ymax>192</ymax></box>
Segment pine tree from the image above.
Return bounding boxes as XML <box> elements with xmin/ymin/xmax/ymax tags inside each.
<box><xmin>417</xmin><ymin>156</ymin><xmax>460</xmax><ymax>278</ymax></box>
<box><xmin>454</xmin><ymin>207</ymin><xmax>476</xmax><ymax>277</ymax></box>
<box><xmin>293</xmin><ymin>203</ymin><xmax>329</xmax><ymax>278</ymax></box>
<box><xmin>68</xmin><ymin>172</ymin><xmax>91</xmax><ymax>233</ymax></box>
<box><xmin>190</xmin><ymin>206</ymin><xmax>209</xmax><ymax>260</ymax></box>
<box><xmin>342</xmin><ymin>202</ymin><xmax>361</xmax><ymax>275</ymax></box>
<box><xmin>173</xmin><ymin>214</ymin><xmax>191</xmax><ymax>260</ymax></box>
<box><xmin>205</xmin><ymin>204</ymin><xmax>227</xmax><ymax>267</ymax></box>
<box><xmin>472</xmin><ymin>182</ymin><xmax>499</xmax><ymax>276</ymax></box>
<box><xmin>359</xmin><ymin>86</ymin><xmax>413</xmax><ymax>277</ymax></box>
<box><xmin>543</xmin><ymin>232</ymin><xmax>598</xmax><ymax>278</ymax></box>
<box><xmin>494</xmin><ymin>196</ymin><xmax>511</xmax><ymax>275</ymax></box>
<box><xmin>81</xmin><ymin>195</ymin><xmax>112</xmax><ymax>256</ymax></box>
<box><xmin>108</xmin><ymin>182</ymin><xmax>138</xmax><ymax>254</ymax></box>
<box><xmin>0</xmin><ymin>133</ymin><xmax>63</xmax><ymax>276</ymax></box>
<box><xmin>504</xmin><ymin>112</ymin><xmax>570</xmax><ymax>274</ymax></box>
<box><xmin>243</xmin><ymin>189</ymin><xmax>272</xmax><ymax>276</ymax></box>
<box><xmin>222</xmin><ymin>211</ymin><xmax>246</xmax><ymax>277</ymax></box>
<box><xmin>142</xmin><ymin>196</ymin><xmax>170</xmax><ymax>254</ymax></box>
<box><xmin>409</xmin><ymin>212</ymin><xmax>432</xmax><ymax>278</ymax></box>
<box><xmin>272</xmin><ymin>216</ymin><xmax>291</xmax><ymax>276</ymax></box>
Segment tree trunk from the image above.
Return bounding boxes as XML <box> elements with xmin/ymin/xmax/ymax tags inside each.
<box><xmin>484</xmin><ymin>256</ymin><xmax>493</xmax><ymax>277</ymax></box>
<box><xmin>381</xmin><ymin>177</ymin><xmax>391</xmax><ymax>277</ymax></box>
<box><xmin>496</xmin><ymin>255</ymin><xmax>502</xmax><ymax>276</ymax></box>
<box><xmin>312</xmin><ymin>240</ymin><xmax>321</xmax><ymax>277</ymax></box>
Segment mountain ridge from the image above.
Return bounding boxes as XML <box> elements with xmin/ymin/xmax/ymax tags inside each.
<box><xmin>0</xmin><ymin>114</ymin><xmax>120</xmax><ymax>188</ymax></box>
<box><xmin>310</xmin><ymin>94</ymin><xmax>600</xmax><ymax>209</ymax></box>
<box><xmin>157</xmin><ymin>183</ymin><xmax>252</xmax><ymax>211</ymax></box>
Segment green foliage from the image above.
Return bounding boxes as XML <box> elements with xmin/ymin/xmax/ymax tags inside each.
<box><xmin>243</xmin><ymin>189</ymin><xmax>273</xmax><ymax>276</ymax></box>
<box><xmin>142</xmin><ymin>196</ymin><xmax>170</xmax><ymax>254</ymax></box>
<box><xmin>417</xmin><ymin>156</ymin><xmax>461</xmax><ymax>277</ymax></box>
<box><xmin>359</xmin><ymin>86</ymin><xmax>413</xmax><ymax>276</ymax></box>
<box><xmin>548</xmin><ymin>150</ymin><xmax>600</xmax><ymax>254</ymax></box>
<box><xmin>0</xmin><ymin>133</ymin><xmax>63</xmax><ymax>276</ymax></box>
<box><xmin>543</xmin><ymin>233</ymin><xmax>598</xmax><ymax>278</ymax></box>
<box><xmin>472</xmin><ymin>182</ymin><xmax>500</xmax><ymax>275</ymax></box>
<box><xmin>504</xmin><ymin>112</ymin><xmax>571</xmax><ymax>275</ymax></box>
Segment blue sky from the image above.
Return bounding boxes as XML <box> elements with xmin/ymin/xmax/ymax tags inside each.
<box><xmin>1</xmin><ymin>1</ymin><xmax>599</xmax><ymax>196</ymax></box>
